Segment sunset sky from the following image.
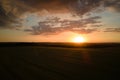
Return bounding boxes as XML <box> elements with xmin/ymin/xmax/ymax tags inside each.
<box><xmin>0</xmin><ymin>0</ymin><xmax>120</xmax><ymax>42</ymax></box>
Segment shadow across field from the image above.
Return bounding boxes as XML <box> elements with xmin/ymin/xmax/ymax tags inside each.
<box><xmin>0</xmin><ymin>42</ymin><xmax>120</xmax><ymax>80</ymax></box>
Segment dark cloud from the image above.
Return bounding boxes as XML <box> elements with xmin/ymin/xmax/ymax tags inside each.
<box><xmin>0</xmin><ymin>0</ymin><xmax>29</xmax><ymax>28</ymax></box>
<box><xmin>0</xmin><ymin>0</ymin><xmax>119</xmax><ymax>34</ymax></box>
<box><xmin>20</xmin><ymin>0</ymin><xmax>103</xmax><ymax>15</ymax></box>
<box><xmin>0</xmin><ymin>5</ymin><xmax>16</xmax><ymax>28</ymax></box>
<box><xmin>104</xmin><ymin>28</ymin><xmax>120</xmax><ymax>32</ymax></box>
<box><xmin>24</xmin><ymin>16</ymin><xmax>101</xmax><ymax>35</ymax></box>
<box><xmin>104</xmin><ymin>0</ymin><xmax>120</xmax><ymax>12</ymax></box>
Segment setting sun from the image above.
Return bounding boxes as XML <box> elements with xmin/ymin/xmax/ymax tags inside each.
<box><xmin>72</xmin><ymin>36</ymin><xmax>85</xmax><ymax>43</ymax></box>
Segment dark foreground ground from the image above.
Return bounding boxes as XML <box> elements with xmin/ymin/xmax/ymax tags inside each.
<box><xmin>0</xmin><ymin>43</ymin><xmax>120</xmax><ymax>80</ymax></box>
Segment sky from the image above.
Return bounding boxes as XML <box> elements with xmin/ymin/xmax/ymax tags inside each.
<box><xmin>0</xmin><ymin>0</ymin><xmax>120</xmax><ymax>42</ymax></box>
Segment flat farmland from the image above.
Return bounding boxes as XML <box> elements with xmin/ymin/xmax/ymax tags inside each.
<box><xmin>0</xmin><ymin>43</ymin><xmax>120</xmax><ymax>80</ymax></box>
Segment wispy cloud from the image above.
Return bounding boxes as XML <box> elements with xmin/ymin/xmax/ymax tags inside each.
<box><xmin>104</xmin><ymin>28</ymin><xmax>120</xmax><ymax>32</ymax></box>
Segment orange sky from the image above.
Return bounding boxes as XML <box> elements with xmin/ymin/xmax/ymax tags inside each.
<box><xmin>0</xmin><ymin>0</ymin><xmax>120</xmax><ymax>43</ymax></box>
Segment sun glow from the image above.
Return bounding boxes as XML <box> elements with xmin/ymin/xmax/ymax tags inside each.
<box><xmin>72</xmin><ymin>36</ymin><xmax>85</xmax><ymax>43</ymax></box>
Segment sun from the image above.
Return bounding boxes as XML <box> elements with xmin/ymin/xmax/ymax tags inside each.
<box><xmin>72</xmin><ymin>36</ymin><xmax>85</xmax><ymax>43</ymax></box>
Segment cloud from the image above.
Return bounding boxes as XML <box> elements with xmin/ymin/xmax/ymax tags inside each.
<box><xmin>104</xmin><ymin>28</ymin><xmax>120</xmax><ymax>32</ymax></box>
<box><xmin>24</xmin><ymin>16</ymin><xmax>101</xmax><ymax>35</ymax></box>
<box><xmin>104</xmin><ymin>0</ymin><xmax>120</xmax><ymax>12</ymax></box>
<box><xmin>0</xmin><ymin>0</ymin><xmax>29</xmax><ymax>28</ymax></box>
<box><xmin>20</xmin><ymin>0</ymin><xmax>104</xmax><ymax>16</ymax></box>
<box><xmin>0</xmin><ymin>0</ymin><xmax>103</xmax><ymax>28</ymax></box>
<box><xmin>72</xmin><ymin>28</ymin><xmax>98</xmax><ymax>34</ymax></box>
<box><xmin>0</xmin><ymin>0</ymin><xmax>119</xmax><ymax>32</ymax></box>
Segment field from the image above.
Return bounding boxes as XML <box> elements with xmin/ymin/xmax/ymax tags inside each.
<box><xmin>0</xmin><ymin>43</ymin><xmax>120</xmax><ymax>80</ymax></box>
